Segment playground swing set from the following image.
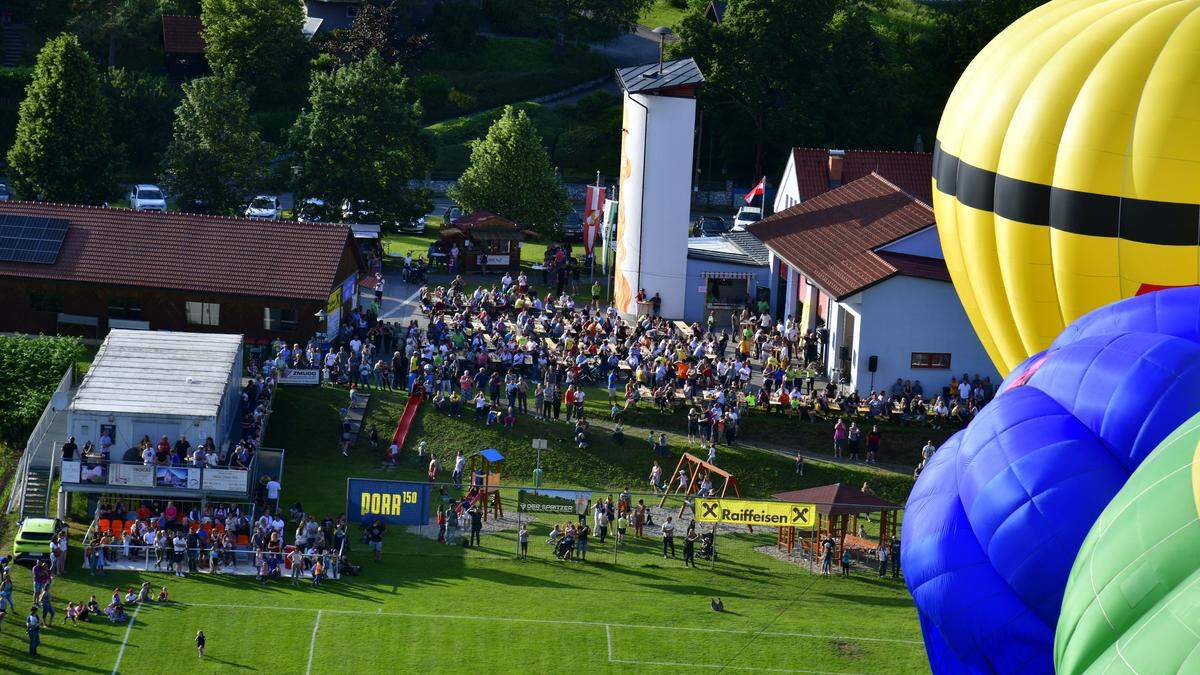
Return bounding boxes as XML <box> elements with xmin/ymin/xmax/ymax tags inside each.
<box><xmin>657</xmin><ymin>452</ymin><xmax>751</xmax><ymax>531</ymax></box>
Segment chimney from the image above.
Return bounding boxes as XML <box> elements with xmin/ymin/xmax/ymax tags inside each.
<box><xmin>827</xmin><ymin>149</ymin><xmax>845</xmax><ymax>188</ymax></box>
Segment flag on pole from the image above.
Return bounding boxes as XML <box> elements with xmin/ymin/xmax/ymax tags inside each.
<box><xmin>744</xmin><ymin>177</ymin><xmax>766</xmax><ymax>205</ymax></box>
<box><xmin>583</xmin><ymin>185</ymin><xmax>606</xmax><ymax>254</ymax></box>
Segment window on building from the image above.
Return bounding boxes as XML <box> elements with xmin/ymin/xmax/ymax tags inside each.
<box><xmin>263</xmin><ymin>307</ymin><xmax>298</xmax><ymax>332</ymax></box>
<box><xmin>29</xmin><ymin>290</ymin><xmax>64</xmax><ymax>313</ymax></box>
<box><xmin>107</xmin><ymin>297</ymin><xmax>142</xmax><ymax>320</ymax></box>
<box><xmin>910</xmin><ymin>352</ymin><xmax>952</xmax><ymax>369</ymax></box>
<box><xmin>186</xmin><ymin>301</ymin><xmax>220</xmax><ymax>326</ymax></box>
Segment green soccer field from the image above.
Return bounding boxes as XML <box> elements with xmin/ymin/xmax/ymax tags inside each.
<box><xmin>0</xmin><ymin>385</ymin><xmax>927</xmax><ymax>673</ymax></box>
<box><xmin>0</xmin><ymin>526</ymin><xmax>926</xmax><ymax>674</ymax></box>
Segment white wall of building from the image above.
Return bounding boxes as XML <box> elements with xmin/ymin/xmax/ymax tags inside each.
<box><xmin>70</xmin><ymin>412</ymin><xmax>218</xmax><ymax>459</ymax></box>
<box><xmin>614</xmin><ymin>91</ymin><xmax>696</xmax><ymax>318</ymax></box>
<box><xmin>876</xmin><ymin>227</ymin><xmax>943</xmax><ymax>258</ymax></box>
<box><xmin>774</xmin><ymin>152</ymin><xmax>802</xmax><ymax>213</ymax></box>
<box><xmin>848</xmin><ymin>275</ymin><xmax>999</xmax><ymax>395</ymax></box>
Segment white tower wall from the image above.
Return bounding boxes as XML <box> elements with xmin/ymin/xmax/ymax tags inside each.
<box><xmin>613</xmin><ymin>91</ymin><xmax>696</xmax><ymax>318</ymax></box>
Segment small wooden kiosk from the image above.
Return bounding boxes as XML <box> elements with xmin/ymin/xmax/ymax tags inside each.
<box><xmin>771</xmin><ymin>483</ymin><xmax>900</xmax><ymax>558</ymax></box>
<box><xmin>440</xmin><ymin>210</ymin><xmax>530</xmax><ymax>273</ymax></box>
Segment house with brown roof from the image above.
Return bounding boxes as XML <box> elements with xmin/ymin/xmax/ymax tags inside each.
<box><xmin>750</xmin><ymin>173</ymin><xmax>996</xmax><ymax>394</ymax></box>
<box><xmin>0</xmin><ymin>202</ymin><xmax>365</xmax><ymax>342</ymax></box>
<box><xmin>773</xmin><ymin>147</ymin><xmax>932</xmax><ymax>213</ymax></box>
<box><xmin>161</xmin><ymin>15</ymin><xmax>208</xmax><ymax>77</ymax></box>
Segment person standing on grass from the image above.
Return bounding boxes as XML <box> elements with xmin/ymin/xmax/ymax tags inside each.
<box><xmin>866</xmin><ymin>426</ymin><xmax>881</xmax><ymax>465</ymax></box>
<box><xmin>821</xmin><ymin>536</ymin><xmax>834</xmax><ymax>575</ymax></box>
<box><xmin>367</xmin><ymin>519</ymin><xmax>384</xmax><ymax>562</ymax></box>
<box><xmin>661</xmin><ymin>516</ymin><xmax>676</xmax><ymax>558</ymax></box>
<box><xmin>196</xmin><ymin>630</ymin><xmax>206</xmax><ymax>658</ymax></box>
<box><xmin>468</xmin><ymin>505</ymin><xmax>483</xmax><ymax>547</ymax></box>
<box><xmin>833</xmin><ymin>419</ymin><xmax>847</xmax><ymax>458</ymax></box>
<box><xmin>290</xmin><ymin>548</ymin><xmax>303</xmax><ymax>586</ymax></box>
<box><xmin>38</xmin><ymin>589</ymin><xmax>54</xmax><ymax>627</ymax></box>
<box><xmin>683</xmin><ymin>525</ymin><xmax>698</xmax><ymax>568</ymax></box>
<box><xmin>841</xmin><ymin>548</ymin><xmax>852</xmax><ymax>576</ymax></box>
<box><xmin>452</xmin><ymin>451</ymin><xmax>466</xmax><ymax>487</ymax></box>
<box><xmin>518</xmin><ymin>524</ymin><xmax>529</xmax><ymax>560</ymax></box>
<box><xmin>593</xmin><ymin>501</ymin><xmax>607</xmax><ymax>544</ymax></box>
<box><xmin>847</xmin><ymin>422</ymin><xmax>862</xmax><ymax>461</ymax></box>
<box><xmin>576</xmin><ymin>521</ymin><xmax>589</xmax><ymax>561</ymax></box>
<box><xmin>795</xmin><ymin>453</ymin><xmax>804</xmax><ymax>477</ymax></box>
<box><xmin>616</xmin><ymin>512</ymin><xmax>628</xmax><ymax>545</ymax></box>
<box><xmin>878</xmin><ymin>542</ymin><xmax>889</xmax><ymax>577</ymax></box>
<box><xmin>340</xmin><ymin>416</ymin><xmax>352</xmax><ymax>457</ymax></box>
<box><xmin>649</xmin><ymin>462</ymin><xmax>662</xmax><ymax>494</ymax></box>
<box><xmin>27</xmin><ymin>606</ymin><xmax>41</xmax><ymax>656</ymax></box>
<box><xmin>634</xmin><ymin>500</ymin><xmax>646</xmax><ymax>538</ymax></box>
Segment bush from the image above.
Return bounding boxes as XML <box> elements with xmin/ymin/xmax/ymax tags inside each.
<box><xmin>415</xmin><ymin>74</ymin><xmax>450</xmax><ymax>114</ymax></box>
<box><xmin>669</xmin><ymin>0</ymin><xmax>688</xmax><ymax>8</ymax></box>
<box><xmin>0</xmin><ymin>336</ymin><xmax>86</xmax><ymax>442</ymax></box>
<box><xmin>427</xmin><ymin>2</ymin><xmax>482</xmax><ymax>53</ymax></box>
<box><xmin>447</xmin><ymin>88</ymin><xmax>476</xmax><ymax>112</ymax></box>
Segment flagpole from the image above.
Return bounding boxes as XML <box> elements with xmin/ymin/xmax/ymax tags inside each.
<box><xmin>761</xmin><ymin>175</ymin><xmax>767</xmax><ymax>216</ymax></box>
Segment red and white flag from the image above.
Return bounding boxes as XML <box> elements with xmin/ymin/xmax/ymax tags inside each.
<box><xmin>583</xmin><ymin>185</ymin><xmax>606</xmax><ymax>254</ymax></box>
<box><xmin>744</xmin><ymin>177</ymin><xmax>765</xmax><ymax>204</ymax></box>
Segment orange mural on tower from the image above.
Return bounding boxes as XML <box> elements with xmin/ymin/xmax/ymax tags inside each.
<box><xmin>613</xmin><ymin>127</ymin><xmax>633</xmax><ymax>312</ymax></box>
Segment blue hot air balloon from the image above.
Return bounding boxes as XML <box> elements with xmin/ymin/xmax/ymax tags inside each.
<box><xmin>902</xmin><ymin>287</ymin><xmax>1200</xmax><ymax>673</ymax></box>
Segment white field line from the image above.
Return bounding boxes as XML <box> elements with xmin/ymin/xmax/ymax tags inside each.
<box><xmin>180</xmin><ymin>601</ymin><xmax>921</xmax><ymax>645</ymax></box>
<box><xmin>604</xmin><ymin>620</ymin><xmax>868</xmax><ymax>674</ymax></box>
<box><xmin>305</xmin><ymin>610</ymin><xmax>323</xmax><ymax>675</ymax></box>
<box><xmin>111</xmin><ymin>602</ymin><xmax>142</xmax><ymax>674</ymax></box>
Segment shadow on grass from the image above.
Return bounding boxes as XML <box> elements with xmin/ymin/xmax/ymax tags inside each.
<box><xmin>0</xmin><ymin>643</ymin><xmax>110</xmax><ymax>674</ymax></box>
<box><xmin>822</xmin><ymin>592</ymin><xmax>915</xmax><ymax>608</ymax></box>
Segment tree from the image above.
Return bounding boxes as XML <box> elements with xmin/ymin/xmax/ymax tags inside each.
<box><xmin>102</xmin><ymin>69</ymin><xmax>178</xmax><ymax>177</ymax></box>
<box><xmin>484</xmin><ymin>0</ymin><xmax>650</xmax><ymax>42</ymax></box>
<box><xmin>290</xmin><ymin>52</ymin><xmax>434</xmax><ymax>224</ymax></box>
<box><xmin>448</xmin><ymin>105</ymin><xmax>569</xmax><ymax>236</ymax></box>
<box><xmin>7</xmin><ymin>34</ymin><xmax>116</xmax><ymax>203</ymax></box>
<box><xmin>320</xmin><ymin>1</ymin><xmax>430</xmax><ymax>66</ymax></box>
<box><xmin>66</xmin><ymin>0</ymin><xmax>160</xmax><ymax>67</ymax></box>
<box><xmin>200</xmin><ymin>0</ymin><xmax>311</xmax><ymax>103</ymax></box>
<box><xmin>671</xmin><ymin>0</ymin><xmax>838</xmax><ymax>178</ymax></box>
<box><xmin>160</xmin><ymin>76</ymin><xmax>270</xmax><ymax>215</ymax></box>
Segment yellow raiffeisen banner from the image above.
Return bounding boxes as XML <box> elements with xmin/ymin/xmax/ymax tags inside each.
<box><xmin>695</xmin><ymin>499</ymin><xmax>816</xmax><ymax>527</ymax></box>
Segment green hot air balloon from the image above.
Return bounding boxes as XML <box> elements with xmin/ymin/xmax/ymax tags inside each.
<box><xmin>1055</xmin><ymin>411</ymin><xmax>1200</xmax><ymax>673</ymax></box>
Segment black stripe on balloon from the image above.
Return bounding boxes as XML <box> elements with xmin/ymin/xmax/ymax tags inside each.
<box><xmin>932</xmin><ymin>143</ymin><xmax>1200</xmax><ymax>246</ymax></box>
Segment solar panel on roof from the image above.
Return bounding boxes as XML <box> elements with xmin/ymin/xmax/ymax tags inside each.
<box><xmin>0</xmin><ymin>214</ymin><xmax>69</xmax><ymax>264</ymax></box>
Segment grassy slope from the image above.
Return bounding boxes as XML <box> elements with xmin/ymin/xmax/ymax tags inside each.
<box><xmin>0</xmin><ymin>384</ymin><xmax>926</xmax><ymax>673</ymax></box>
<box><xmin>421</xmin><ymin>37</ymin><xmax>611</xmax><ymax>120</ymax></box>
<box><xmin>639</xmin><ymin>0</ymin><xmax>690</xmax><ymax>28</ymax></box>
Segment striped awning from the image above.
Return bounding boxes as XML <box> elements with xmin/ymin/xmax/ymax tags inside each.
<box><xmin>702</xmin><ymin>271</ymin><xmax>754</xmax><ymax>280</ymax></box>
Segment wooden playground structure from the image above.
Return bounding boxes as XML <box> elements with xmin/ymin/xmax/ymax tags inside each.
<box><xmin>658</xmin><ymin>452</ymin><xmax>748</xmax><ymax>527</ymax></box>
<box><xmin>467</xmin><ymin>448</ymin><xmax>505</xmax><ymax>522</ymax></box>
<box><xmin>771</xmin><ymin>483</ymin><xmax>901</xmax><ymax>559</ymax></box>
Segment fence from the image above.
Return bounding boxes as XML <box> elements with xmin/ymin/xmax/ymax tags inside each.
<box><xmin>378</xmin><ymin>481</ymin><xmax>904</xmax><ymax>577</ymax></box>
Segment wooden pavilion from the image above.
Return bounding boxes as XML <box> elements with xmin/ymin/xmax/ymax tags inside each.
<box><xmin>440</xmin><ymin>210</ymin><xmax>532</xmax><ymax>273</ymax></box>
<box><xmin>771</xmin><ymin>483</ymin><xmax>901</xmax><ymax>558</ymax></box>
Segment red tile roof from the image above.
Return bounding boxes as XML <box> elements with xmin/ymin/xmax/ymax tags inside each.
<box><xmin>162</xmin><ymin>15</ymin><xmax>205</xmax><ymax>54</ymax></box>
<box><xmin>749</xmin><ymin>173</ymin><xmax>938</xmax><ymax>299</ymax></box>
<box><xmin>876</xmin><ymin>250</ymin><xmax>950</xmax><ymax>283</ymax></box>
<box><xmin>790</xmin><ymin>148</ymin><xmax>932</xmax><ymax>204</ymax></box>
<box><xmin>451</xmin><ymin>210</ymin><xmax>519</xmax><ymax>231</ymax></box>
<box><xmin>0</xmin><ymin>201</ymin><xmax>355</xmax><ymax>301</ymax></box>
<box><xmin>773</xmin><ymin>482</ymin><xmax>901</xmax><ymax>516</ymax></box>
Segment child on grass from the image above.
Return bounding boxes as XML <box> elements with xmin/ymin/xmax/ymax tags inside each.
<box><xmin>196</xmin><ymin>630</ymin><xmax>206</xmax><ymax>658</ymax></box>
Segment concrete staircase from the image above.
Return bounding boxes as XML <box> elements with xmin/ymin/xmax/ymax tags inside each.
<box><xmin>20</xmin><ymin>467</ymin><xmax>51</xmax><ymax>520</ymax></box>
<box><xmin>2</xmin><ymin>23</ymin><xmax>23</xmax><ymax>68</ymax></box>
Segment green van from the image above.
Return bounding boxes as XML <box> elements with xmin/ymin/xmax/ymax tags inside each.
<box><xmin>13</xmin><ymin>517</ymin><xmax>65</xmax><ymax>563</ymax></box>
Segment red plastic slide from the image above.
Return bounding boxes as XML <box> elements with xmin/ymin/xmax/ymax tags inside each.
<box><xmin>390</xmin><ymin>391</ymin><xmax>423</xmax><ymax>450</ymax></box>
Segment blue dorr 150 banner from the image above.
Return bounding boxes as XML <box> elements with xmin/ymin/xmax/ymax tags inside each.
<box><xmin>347</xmin><ymin>478</ymin><xmax>431</xmax><ymax>527</ymax></box>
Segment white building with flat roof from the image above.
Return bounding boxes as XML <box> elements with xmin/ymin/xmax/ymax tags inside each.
<box><xmin>68</xmin><ymin>330</ymin><xmax>244</xmax><ymax>457</ymax></box>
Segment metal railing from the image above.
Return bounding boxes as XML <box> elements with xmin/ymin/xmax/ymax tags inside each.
<box><xmin>6</xmin><ymin>365</ymin><xmax>74</xmax><ymax>515</ymax></box>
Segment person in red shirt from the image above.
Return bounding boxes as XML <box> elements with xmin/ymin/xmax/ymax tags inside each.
<box><xmin>564</xmin><ymin>387</ymin><xmax>577</xmax><ymax>421</ymax></box>
<box><xmin>866</xmin><ymin>426</ymin><xmax>882</xmax><ymax>464</ymax></box>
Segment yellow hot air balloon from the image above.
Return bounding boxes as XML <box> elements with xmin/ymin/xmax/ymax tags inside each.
<box><xmin>934</xmin><ymin>0</ymin><xmax>1200</xmax><ymax>374</ymax></box>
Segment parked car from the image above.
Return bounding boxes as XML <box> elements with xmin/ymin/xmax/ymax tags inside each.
<box><xmin>129</xmin><ymin>183</ymin><xmax>167</xmax><ymax>212</ymax></box>
<box><xmin>557</xmin><ymin>208</ymin><xmax>583</xmax><ymax>240</ymax></box>
<box><xmin>296</xmin><ymin>197</ymin><xmax>325</xmax><ymax>222</ymax></box>
<box><xmin>397</xmin><ymin>216</ymin><xmax>426</xmax><ymax>234</ymax></box>
<box><xmin>341</xmin><ymin>199</ymin><xmax>377</xmax><ymax>224</ymax></box>
<box><xmin>245</xmin><ymin>195</ymin><xmax>280</xmax><ymax>220</ymax></box>
<box><xmin>0</xmin><ymin>181</ymin><xmax>10</xmax><ymax>201</ymax></box>
<box><xmin>694</xmin><ymin>216</ymin><xmax>731</xmax><ymax>237</ymax></box>
<box><xmin>443</xmin><ymin>206</ymin><xmax>462</xmax><ymax>223</ymax></box>
<box><xmin>13</xmin><ymin>517</ymin><xmax>66</xmax><ymax>564</ymax></box>
<box><xmin>732</xmin><ymin>206</ymin><xmax>762</xmax><ymax>231</ymax></box>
